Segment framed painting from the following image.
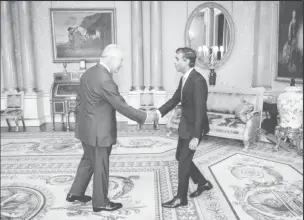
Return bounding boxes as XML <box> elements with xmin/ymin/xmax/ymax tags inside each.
<box><xmin>50</xmin><ymin>8</ymin><xmax>116</xmax><ymax>63</ymax></box>
<box><xmin>275</xmin><ymin>1</ymin><xmax>303</xmax><ymax>83</ymax></box>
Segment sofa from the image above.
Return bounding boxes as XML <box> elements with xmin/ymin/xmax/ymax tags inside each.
<box><xmin>166</xmin><ymin>87</ymin><xmax>265</xmax><ymax>150</ymax></box>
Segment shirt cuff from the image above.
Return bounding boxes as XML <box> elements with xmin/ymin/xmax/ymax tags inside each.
<box><xmin>156</xmin><ymin>110</ymin><xmax>162</xmax><ymax>118</ymax></box>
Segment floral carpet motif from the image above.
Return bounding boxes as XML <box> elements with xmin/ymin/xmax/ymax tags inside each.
<box><xmin>0</xmin><ymin>136</ymin><xmax>176</xmax><ymax>156</ymax></box>
<box><xmin>1</xmin><ymin>167</ymin><xmax>162</xmax><ymax>220</ymax></box>
<box><xmin>209</xmin><ymin>153</ymin><xmax>303</xmax><ymax>220</ymax></box>
<box><xmin>1</xmin><ymin>132</ymin><xmax>303</xmax><ymax>220</ymax></box>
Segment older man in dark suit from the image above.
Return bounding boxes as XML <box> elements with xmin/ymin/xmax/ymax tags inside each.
<box><xmin>157</xmin><ymin>47</ymin><xmax>213</xmax><ymax>208</ymax></box>
<box><xmin>66</xmin><ymin>44</ymin><xmax>157</xmax><ymax>212</ymax></box>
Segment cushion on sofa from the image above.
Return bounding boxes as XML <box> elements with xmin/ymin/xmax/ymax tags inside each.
<box><xmin>234</xmin><ymin>100</ymin><xmax>254</xmax><ymax>123</ymax></box>
<box><xmin>207</xmin><ymin>113</ymin><xmax>246</xmax><ymax>135</ymax></box>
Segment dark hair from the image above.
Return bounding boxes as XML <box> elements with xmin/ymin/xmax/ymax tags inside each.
<box><xmin>176</xmin><ymin>47</ymin><xmax>197</xmax><ymax>68</ymax></box>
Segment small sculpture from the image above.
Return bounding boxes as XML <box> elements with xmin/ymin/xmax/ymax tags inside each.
<box><xmin>63</xmin><ymin>62</ymin><xmax>68</xmax><ymax>74</ymax></box>
<box><xmin>290</xmin><ymin>78</ymin><xmax>295</xmax><ymax>86</ymax></box>
<box><xmin>209</xmin><ymin>69</ymin><xmax>217</xmax><ymax>86</ymax></box>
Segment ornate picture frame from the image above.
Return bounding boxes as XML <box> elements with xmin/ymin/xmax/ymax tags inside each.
<box><xmin>50</xmin><ymin>8</ymin><xmax>116</xmax><ymax>63</ymax></box>
<box><xmin>274</xmin><ymin>1</ymin><xmax>303</xmax><ymax>83</ymax></box>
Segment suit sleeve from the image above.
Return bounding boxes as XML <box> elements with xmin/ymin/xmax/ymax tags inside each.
<box><xmin>75</xmin><ymin>84</ymin><xmax>81</xmax><ymax>123</ymax></box>
<box><xmin>100</xmin><ymin>79</ymin><xmax>147</xmax><ymax>125</ymax></box>
<box><xmin>192</xmin><ymin>78</ymin><xmax>207</xmax><ymax>139</ymax></box>
<box><xmin>158</xmin><ymin>78</ymin><xmax>182</xmax><ymax>116</ymax></box>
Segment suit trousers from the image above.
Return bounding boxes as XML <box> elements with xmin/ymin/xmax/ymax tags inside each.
<box><xmin>69</xmin><ymin>141</ymin><xmax>112</xmax><ymax>207</ymax></box>
<box><xmin>176</xmin><ymin>138</ymin><xmax>207</xmax><ymax>200</ymax></box>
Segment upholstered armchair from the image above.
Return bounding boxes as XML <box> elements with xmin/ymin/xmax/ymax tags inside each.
<box><xmin>1</xmin><ymin>91</ymin><xmax>25</xmax><ymax>131</ymax></box>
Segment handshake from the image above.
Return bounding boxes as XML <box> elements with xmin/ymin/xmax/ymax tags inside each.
<box><xmin>138</xmin><ymin>109</ymin><xmax>160</xmax><ymax>130</ymax></box>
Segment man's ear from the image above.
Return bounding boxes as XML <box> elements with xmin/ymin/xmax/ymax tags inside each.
<box><xmin>185</xmin><ymin>58</ymin><xmax>190</xmax><ymax>66</ymax></box>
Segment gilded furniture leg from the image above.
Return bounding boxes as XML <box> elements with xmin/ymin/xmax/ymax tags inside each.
<box><xmin>274</xmin><ymin>126</ymin><xmax>281</xmax><ymax>151</ymax></box>
<box><xmin>6</xmin><ymin>118</ymin><xmax>11</xmax><ymax>129</ymax></box>
<box><xmin>52</xmin><ymin>115</ymin><xmax>55</xmax><ymax>131</ymax></box>
<box><xmin>242</xmin><ymin>140</ymin><xmax>250</xmax><ymax>152</ymax></box>
<box><xmin>21</xmin><ymin>116</ymin><xmax>25</xmax><ymax>129</ymax></box>
<box><xmin>14</xmin><ymin>116</ymin><xmax>19</xmax><ymax>132</ymax></box>
<box><xmin>66</xmin><ymin>114</ymin><xmax>69</xmax><ymax>131</ymax></box>
<box><xmin>67</xmin><ymin>112</ymin><xmax>70</xmax><ymax>131</ymax></box>
<box><xmin>154</xmin><ymin>120</ymin><xmax>159</xmax><ymax>130</ymax></box>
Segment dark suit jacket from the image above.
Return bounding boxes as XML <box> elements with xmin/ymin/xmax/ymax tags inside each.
<box><xmin>75</xmin><ymin>63</ymin><xmax>147</xmax><ymax>147</ymax></box>
<box><xmin>158</xmin><ymin>69</ymin><xmax>210</xmax><ymax>140</ymax></box>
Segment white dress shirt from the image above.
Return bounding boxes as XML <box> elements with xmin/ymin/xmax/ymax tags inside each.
<box><xmin>181</xmin><ymin>67</ymin><xmax>193</xmax><ymax>99</ymax></box>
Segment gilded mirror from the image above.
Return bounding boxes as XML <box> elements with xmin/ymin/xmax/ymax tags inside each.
<box><xmin>185</xmin><ymin>2</ymin><xmax>235</xmax><ymax>69</ymax></box>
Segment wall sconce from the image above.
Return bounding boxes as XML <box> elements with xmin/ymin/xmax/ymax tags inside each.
<box><xmin>79</xmin><ymin>59</ymin><xmax>86</xmax><ymax>70</ymax></box>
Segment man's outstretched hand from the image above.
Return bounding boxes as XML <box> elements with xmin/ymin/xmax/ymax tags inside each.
<box><xmin>146</xmin><ymin>109</ymin><xmax>159</xmax><ymax>124</ymax></box>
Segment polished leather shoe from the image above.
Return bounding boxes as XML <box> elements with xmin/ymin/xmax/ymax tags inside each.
<box><xmin>93</xmin><ymin>202</ymin><xmax>123</xmax><ymax>212</ymax></box>
<box><xmin>189</xmin><ymin>180</ymin><xmax>213</xmax><ymax>198</ymax></box>
<box><xmin>66</xmin><ymin>194</ymin><xmax>92</xmax><ymax>203</ymax></box>
<box><xmin>162</xmin><ymin>196</ymin><xmax>188</xmax><ymax>208</ymax></box>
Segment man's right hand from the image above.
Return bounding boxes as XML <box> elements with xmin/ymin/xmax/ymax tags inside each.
<box><xmin>145</xmin><ymin>110</ymin><xmax>159</xmax><ymax>124</ymax></box>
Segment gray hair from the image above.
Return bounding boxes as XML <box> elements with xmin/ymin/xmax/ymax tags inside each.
<box><xmin>101</xmin><ymin>44</ymin><xmax>123</xmax><ymax>59</ymax></box>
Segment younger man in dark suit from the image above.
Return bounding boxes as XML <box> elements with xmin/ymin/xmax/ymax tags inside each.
<box><xmin>157</xmin><ymin>47</ymin><xmax>213</xmax><ymax>208</ymax></box>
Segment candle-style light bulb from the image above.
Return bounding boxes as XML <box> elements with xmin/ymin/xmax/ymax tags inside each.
<box><xmin>213</xmin><ymin>46</ymin><xmax>219</xmax><ymax>56</ymax></box>
<box><xmin>202</xmin><ymin>45</ymin><xmax>208</xmax><ymax>57</ymax></box>
<box><xmin>198</xmin><ymin>46</ymin><xmax>203</xmax><ymax>57</ymax></box>
<box><xmin>219</xmin><ymin>46</ymin><xmax>224</xmax><ymax>59</ymax></box>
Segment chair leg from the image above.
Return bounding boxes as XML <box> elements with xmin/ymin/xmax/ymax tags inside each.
<box><xmin>14</xmin><ymin>116</ymin><xmax>19</xmax><ymax>132</ymax></box>
<box><xmin>243</xmin><ymin>140</ymin><xmax>250</xmax><ymax>151</ymax></box>
<box><xmin>66</xmin><ymin>114</ymin><xmax>70</xmax><ymax>132</ymax></box>
<box><xmin>52</xmin><ymin>115</ymin><xmax>55</xmax><ymax>131</ymax></box>
<box><xmin>6</xmin><ymin>118</ymin><xmax>10</xmax><ymax>128</ymax></box>
<box><xmin>21</xmin><ymin>116</ymin><xmax>25</xmax><ymax>129</ymax></box>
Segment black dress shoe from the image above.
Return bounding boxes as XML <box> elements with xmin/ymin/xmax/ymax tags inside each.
<box><xmin>93</xmin><ymin>202</ymin><xmax>123</xmax><ymax>212</ymax></box>
<box><xmin>162</xmin><ymin>196</ymin><xmax>188</xmax><ymax>208</ymax></box>
<box><xmin>189</xmin><ymin>180</ymin><xmax>213</xmax><ymax>198</ymax></box>
<box><xmin>66</xmin><ymin>194</ymin><xmax>92</xmax><ymax>203</ymax></box>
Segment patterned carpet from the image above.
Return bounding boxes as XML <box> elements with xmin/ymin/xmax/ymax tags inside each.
<box><xmin>1</xmin><ymin>132</ymin><xmax>303</xmax><ymax>220</ymax></box>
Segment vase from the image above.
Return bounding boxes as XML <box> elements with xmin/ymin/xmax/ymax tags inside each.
<box><xmin>277</xmin><ymin>86</ymin><xmax>303</xmax><ymax>129</ymax></box>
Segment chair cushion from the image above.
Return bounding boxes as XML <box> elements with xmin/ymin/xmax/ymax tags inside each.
<box><xmin>1</xmin><ymin>109</ymin><xmax>23</xmax><ymax>116</ymax></box>
<box><xmin>207</xmin><ymin>113</ymin><xmax>245</xmax><ymax>135</ymax></box>
<box><xmin>234</xmin><ymin>100</ymin><xmax>254</xmax><ymax>123</ymax></box>
<box><xmin>7</xmin><ymin>94</ymin><xmax>22</xmax><ymax>108</ymax></box>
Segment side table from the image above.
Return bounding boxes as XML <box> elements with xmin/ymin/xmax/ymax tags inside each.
<box><xmin>274</xmin><ymin>126</ymin><xmax>303</xmax><ymax>155</ymax></box>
